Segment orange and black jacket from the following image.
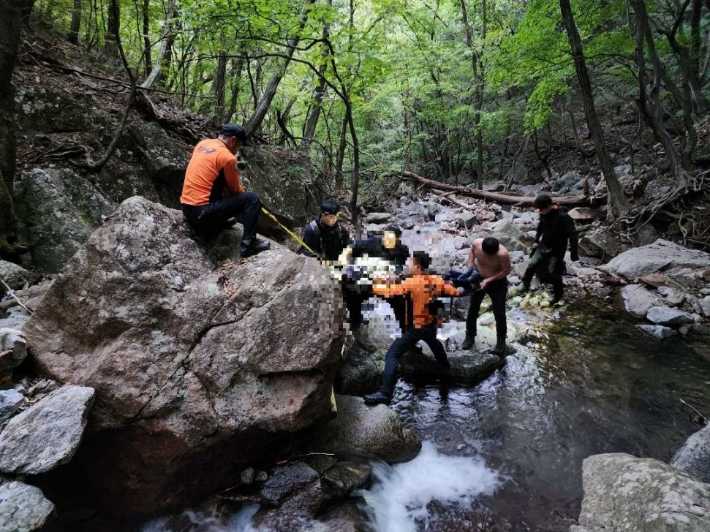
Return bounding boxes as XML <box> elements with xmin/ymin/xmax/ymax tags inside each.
<box><xmin>373</xmin><ymin>274</ymin><xmax>459</xmax><ymax>329</ymax></box>
<box><xmin>180</xmin><ymin>138</ymin><xmax>244</xmax><ymax>206</ymax></box>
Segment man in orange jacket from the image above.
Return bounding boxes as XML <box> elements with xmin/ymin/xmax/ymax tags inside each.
<box><xmin>181</xmin><ymin>124</ymin><xmax>270</xmax><ymax>257</ymax></box>
<box><xmin>363</xmin><ymin>251</ymin><xmax>464</xmax><ymax>406</ymax></box>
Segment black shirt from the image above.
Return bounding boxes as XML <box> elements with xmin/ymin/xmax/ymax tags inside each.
<box><xmin>299</xmin><ymin>217</ymin><xmax>350</xmax><ymax>261</ymax></box>
<box><xmin>535</xmin><ymin>207</ymin><xmax>579</xmax><ymax>258</ymax></box>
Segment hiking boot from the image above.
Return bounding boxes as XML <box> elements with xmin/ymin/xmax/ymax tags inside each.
<box><xmin>461</xmin><ymin>333</ymin><xmax>475</xmax><ymax>350</ymax></box>
<box><xmin>363</xmin><ymin>391</ymin><xmax>391</xmax><ymax>406</ymax></box>
<box><xmin>240</xmin><ymin>238</ymin><xmax>270</xmax><ymax>257</ymax></box>
<box><xmin>491</xmin><ymin>340</ymin><xmax>507</xmax><ymax>356</ymax></box>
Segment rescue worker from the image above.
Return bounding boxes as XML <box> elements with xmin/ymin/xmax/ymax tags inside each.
<box><xmin>363</xmin><ymin>251</ymin><xmax>464</xmax><ymax>406</ymax></box>
<box><xmin>522</xmin><ymin>194</ymin><xmax>579</xmax><ymax>304</ymax></box>
<box><xmin>461</xmin><ymin>237</ymin><xmax>512</xmax><ymax>355</ymax></box>
<box><xmin>299</xmin><ymin>200</ymin><xmax>349</xmax><ymax>261</ymax></box>
<box><xmin>345</xmin><ymin>226</ymin><xmax>410</xmax><ymax>335</ymax></box>
<box><xmin>180</xmin><ymin>124</ymin><xmax>270</xmax><ymax>257</ymax></box>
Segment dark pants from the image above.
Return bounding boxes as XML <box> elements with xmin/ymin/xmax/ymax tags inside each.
<box><xmin>344</xmin><ymin>285</ymin><xmax>407</xmax><ymax>332</ymax></box>
<box><xmin>523</xmin><ymin>249</ymin><xmax>565</xmax><ymax>300</ymax></box>
<box><xmin>182</xmin><ymin>191</ymin><xmax>261</xmax><ymax>243</ymax></box>
<box><xmin>466</xmin><ymin>279</ymin><xmax>508</xmax><ymax>343</ymax></box>
<box><xmin>381</xmin><ymin>322</ymin><xmax>447</xmax><ymax>396</ymax></box>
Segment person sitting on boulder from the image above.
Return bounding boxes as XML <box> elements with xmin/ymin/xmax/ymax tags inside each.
<box><xmin>363</xmin><ymin>251</ymin><xmax>464</xmax><ymax>406</ymax></box>
<box><xmin>299</xmin><ymin>200</ymin><xmax>349</xmax><ymax>261</ymax></box>
<box><xmin>180</xmin><ymin>124</ymin><xmax>270</xmax><ymax>257</ymax></box>
<box><xmin>461</xmin><ymin>236</ymin><xmax>512</xmax><ymax>355</ymax></box>
<box><xmin>344</xmin><ymin>226</ymin><xmax>410</xmax><ymax>338</ymax></box>
<box><xmin>522</xmin><ymin>194</ymin><xmax>579</xmax><ymax>305</ymax></box>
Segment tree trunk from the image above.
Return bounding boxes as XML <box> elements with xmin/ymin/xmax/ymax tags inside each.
<box><xmin>0</xmin><ymin>0</ymin><xmax>35</xmax><ymax>253</ymax></box>
<box><xmin>559</xmin><ymin>0</ymin><xmax>629</xmax><ymax>218</ymax></box>
<box><xmin>69</xmin><ymin>0</ymin><xmax>82</xmax><ymax>45</ymax></box>
<box><xmin>212</xmin><ymin>42</ymin><xmax>228</xmax><ymax>123</ymax></box>
<box><xmin>335</xmin><ymin>112</ymin><xmax>348</xmax><ymax>190</ymax></box>
<box><xmin>224</xmin><ymin>57</ymin><xmax>244</xmax><ymax>123</ymax></box>
<box><xmin>142</xmin><ymin>0</ymin><xmax>152</xmax><ymax>77</ymax></box>
<box><xmin>141</xmin><ymin>0</ymin><xmax>177</xmax><ymax>89</ymax></box>
<box><xmin>105</xmin><ymin>0</ymin><xmax>120</xmax><ymax>58</ymax></box>
<box><xmin>568</xmin><ymin>100</ymin><xmax>594</xmax><ymax>157</ymax></box>
<box><xmin>245</xmin><ymin>0</ymin><xmax>317</xmax><ymax>137</ymax></box>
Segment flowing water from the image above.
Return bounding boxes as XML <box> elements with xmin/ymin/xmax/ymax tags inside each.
<box><xmin>144</xmin><ymin>300</ymin><xmax>710</xmax><ymax>531</ymax></box>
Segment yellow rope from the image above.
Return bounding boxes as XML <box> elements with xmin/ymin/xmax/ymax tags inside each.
<box><xmin>260</xmin><ymin>206</ymin><xmax>319</xmax><ymax>256</ymax></box>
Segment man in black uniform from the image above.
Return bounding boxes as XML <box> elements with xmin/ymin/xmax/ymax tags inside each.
<box><xmin>522</xmin><ymin>194</ymin><xmax>579</xmax><ymax>304</ymax></box>
<box><xmin>299</xmin><ymin>200</ymin><xmax>350</xmax><ymax>261</ymax></box>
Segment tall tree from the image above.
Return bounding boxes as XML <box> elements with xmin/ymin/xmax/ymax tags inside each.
<box><xmin>68</xmin><ymin>0</ymin><xmax>82</xmax><ymax>45</ymax></box>
<box><xmin>559</xmin><ymin>0</ymin><xmax>629</xmax><ymax>218</ymax></box>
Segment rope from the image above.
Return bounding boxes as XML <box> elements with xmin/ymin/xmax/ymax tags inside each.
<box><xmin>260</xmin><ymin>205</ymin><xmax>319</xmax><ymax>257</ymax></box>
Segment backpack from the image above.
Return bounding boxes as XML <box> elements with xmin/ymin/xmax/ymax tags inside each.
<box><xmin>308</xmin><ymin>220</ymin><xmax>347</xmax><ymax>256</ymax></box>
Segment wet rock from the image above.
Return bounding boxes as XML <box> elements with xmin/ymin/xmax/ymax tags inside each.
<box><xmin>620</xmin><ymin>285</ymin><xmax>662</xmax><ymax>319</ymax></box>
<box><xmin>0</xmin><ymin>385</ymin><xmax>94</xmax><ymax>475</ymax></box>
<box><xmin>24</xmin><ymin>197</ymin><xmax>343</xmax><ymax>516</ymax></box>
<box><xmin>0</xmin><ymin>389</ymin><xmax>25</xmax><ymax>423</ymax></box>
<box><xmin>637</xmin><ymin>324</ymin><xmax>677</xmax><ymax>341</ymax></box>
<box><xmin>700</xmin><ymin>296</ymin><xmax>710</xmax><ymax>318</ymax></box>
<box><xmin>260</xmin><ymin>463</ymin><xmax>319</xmax><ymax>504</ymax></box>
<box><xmin>671</xmin><ymin>424</ymin><xmax>710</xmax><ymax>484</ymax></box>
<box><xmin>573</xmin><ymin>453</ymin><xmax>710</xmax><ymax>532</ymax></box>
<box><xmin>0</xmin><ymin>480</ymin><xmax>55</xmax><ymax>531</ymax></box>
<box><xmin>365</xmin><ymin>212</ymin><xmax>393</xmax><ymax>224</ymax></box>
<box><xmin>0</xmin><ymin>328</ymin><xmax>27</xmax><ymax>367</ymax></box>
<box><xmin>303</xmin><ymin>395</ymin><xmax>421</xmax><ymax>463</ymax></box>
<box><xmin>601</xmin><ymin>239</ymin><xmax>710</xmax><ymax>280</ymax></box>
<box><xmin>0</xmin><ymin>261</ymin><xmax>35</xmax><ymax>292</ymax></box>
<box><xmin>690</xmin><ymin>323</ymin><xmax>710</xmax><ymax>337</ymax></box>
<box><xmin>336</xmin><ymin>340</ymin><xmax>385</xmax><ymax>396</ymax></box>
<box><xmin>657</xmin><ymin>286</ymin><xmax>685</xmax><ymax>306</ymax></box>
<box><xmin>646</xmin><ymin>306</ymin><xmax>694</xmax><ymax>326</ymax></box>
<box><xmin>401</xmin><ymin>348</ymin><xmax>500</xmax><ymax>383</ymax></box>
<box><xmin>578</xmin><ymin>228</ymin><xmax>619</xmax><ymax>259</ymax></box>
<box><xmin>320</xmin><ymin>461</ymin><xmax>371</xmax><ymax>499</ymax></box>
<box><xmin>14</xmin><ymin>168</ymin><xmax>117</xmax><ymax>273</ymax></box>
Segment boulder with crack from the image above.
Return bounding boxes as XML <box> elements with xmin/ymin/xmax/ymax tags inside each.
<box><xmin>23</xmin><ymin>197</ymin><xmax>344</xmax><ymax>517</ymax></box>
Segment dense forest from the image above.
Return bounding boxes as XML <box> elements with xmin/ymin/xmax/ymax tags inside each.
<box><xmin>2</xmin><ymin>0</ymin><xmax>710</xmax><ymax>240</ymax></box>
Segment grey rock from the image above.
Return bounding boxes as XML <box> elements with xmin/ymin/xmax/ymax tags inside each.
<box><xmin>646</xmin><ymin>306</ymin><xmax>694</xmax><ymax>326</ymax></box>
<box><xmin>671</xmin><ymin>424</ymin><xmax>710</xmax><ymax>484</ymax></box>
<box><xmin>667</xmin><ymin>268</ymin><xmax>700</xmax><ymax>289</ymax></box>
<box><xmin>700</xmin><ymin>296</ymin><xmax>710</xmax><ymax>317</ymax></box>
<box><xmin>0</xmin><ymin>390</ymin><xmax>25</xmax><ymax>424</ymax></box>
<box><xmin>601</xmin><ymin>239</ymin><xmax>710</xmax><ymax>280</ymax></box>
<box><xmin>579</xmin><ymin>228</ymin><xmax>619</xmax><ymax>259</ymax></box>
<box><xmin>365</xmin><ymin>212</ymin><xmax>393</xmax><ymax>224</ymax></box>
<box><xmin>256</xmin><ymin>471</ymin><xmax>268</xmax><ymax>484</ymax></box>
<box><xmin>240</xmin><ymin>467</ymin><xmax>255</xmax><ymax>485</ymax></box>
<box><xmin>657</xmin><ymin>286</ymin><xmax>686</xmax><ymax>306</ymax></box>
<box><xmin>0</xmin><ymin>385</ymin><xmax>94</xmax><ymax>475</ymax></box>
<box><xmin>303</xmin><ymin>395</ymin><xmax>421</xmax><ymax>463</ymax></box>
<box><xmin>336</xmin><ymin>340</ymin><xmax>385</xmax><ymax>396</ymax></box>
<box><xmin>260</xmin><ymin>462</ymin><xmax>319</xmax><ymax>503</ymax></box>
<box><xmin>24</xmin><ymin>197</ymin><xmax>343</xmax><ymax>516</ymax></box>
<box><xmin>401</xmin><ymin>349</ymin><xmax>500</xmax><ymax>383</ymax></box>
<box><xmin>0</xmin><ymin>308</ymin><xmax>30</xmax><ymax>331</ymax></box>
<box><xmin>0</xmin><ymin>328</ymin><xmax>27</xmax><ymax>367</ymax></box>
<box><xmin>0</xmin><ymin>262</ymin><xmax>34</xmax><ymax>292</ymax></box>
<box><xmin>509</xmin><ymin>251</ymin><xmax>525</xmax><ymax>264</ymax></box>
<box><xmin>637</xmin><ymin>324</ymin><xmax>677</xmax><ymax>341</ymax></box>
<box><xmin>620</xmin><ymin>285</ymin><xmax>662</xmax><ymax>318</ymax></box>
<box><xmin>568</xmin><ymin>208</ymin><xmax>598</xmax><ymax>223</ymax></box>
<box><xmin>573</xmin><ymin>453</ymin><xmax>710</xmax><ymax>532</ymax></box>
<box><xmin>0</xmin><ymin>480</ymin><xmax>55</xmax><ymax>532</ymax></box>
<box><xmin>14</xmin><ymin>168</ymin><xmax>117</xmax><ymax>273</ymax></box>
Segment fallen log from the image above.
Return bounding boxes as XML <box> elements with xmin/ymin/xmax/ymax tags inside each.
<box><xmin>400</xmin><ymin>170</ymin><xmax>604</xmax><ymax>207</ymax></box>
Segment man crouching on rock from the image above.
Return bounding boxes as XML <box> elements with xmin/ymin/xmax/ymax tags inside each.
<box><xmin>461</xmin><ymin>237</ymin><xmax>511</xmax><ymax>355</ymax></box>
<box><xmin>363</xmin><ymin>251</ymin><xmax>464</xmax><ymax>406</ymax></box>
<box><xmin>180</xmin><ymin>124</ymin><xmax>270</xmax><ymax>257</ymax></box>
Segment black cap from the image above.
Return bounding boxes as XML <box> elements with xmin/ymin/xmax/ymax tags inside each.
<box><xmin>320</xmin><ymin>200</ymin><xmax>340</xmax><ymax>215</ymax></box>
<box><xmin>220</xmin><ymin>124</ymin><xmax>247</xmax><ymax>144</ymax></box>
<box><xmin>533</xmin><ymin>194</ymin><xmax>554</xmax><ymax>209</ymax></box>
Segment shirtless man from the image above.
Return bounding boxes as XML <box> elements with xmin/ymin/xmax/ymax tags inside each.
<box><xmin>461</xmin><ymin>236</ymin><xmax>512</xmax><ymax>354</ymax></box>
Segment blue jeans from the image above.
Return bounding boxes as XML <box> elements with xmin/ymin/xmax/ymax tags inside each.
<box><xmin>448</xmin><ymin>266</ymin><xmax>482</xmax><ymax>291</ymax></box>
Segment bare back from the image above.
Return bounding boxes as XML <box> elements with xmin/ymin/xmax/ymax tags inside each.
<box><xmin>469</xmin><ymin>238</ymin><xmax>511</xmax><ymax>279</ymax></box>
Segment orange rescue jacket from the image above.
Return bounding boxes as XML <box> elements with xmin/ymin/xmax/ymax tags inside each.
<box><xmin>373</xmin><ymin>274</ymin><xmax>459</xmax><ymax>328</ymax></box>
<box><xmin>180</xmin><ymin>138</ymin><xmax>244</xmax><ymax>206</ymax></box>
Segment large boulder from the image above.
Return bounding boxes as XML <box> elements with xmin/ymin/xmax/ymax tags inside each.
<box><xmin>0</xmin><ymin>479</ymin><xmax>55</xmax><ymax>532</ymax></box>
<box><xmin>601</xmin><ymin>239</ymin><xmax>710</xmax><ymax>280</ymax></box>
<box><xmin>671</xmin><ymin>424</ymin><xmax>710</xmax><ymax>484</ymax></box>
<box><xmin>302</xmin><ymin>395</ymin><xmax>421</xmax><ymax>463</ymax></box>
<box><xmin>14</xmin><ymin>168</ymin><xmax>117</xmax><ymax>273</ymax></box>
<box><xmin>0</xmin><ymin>386</ymin><xmax>94</xmax><ymax>475</ymax></box>
<box><xmin>572</xmin><ymin>453</ymin><xmax>710</xmax><ymax>532</ymax></box>
<box><xmin>579</xmin><ymin>228</ymin><xmax>619</xmax><ymax>259</ymax></box>
<box><xmin>23</xmin><ymin>197</ymin><xmax>344</xmax><ymax>516</ymax></box>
